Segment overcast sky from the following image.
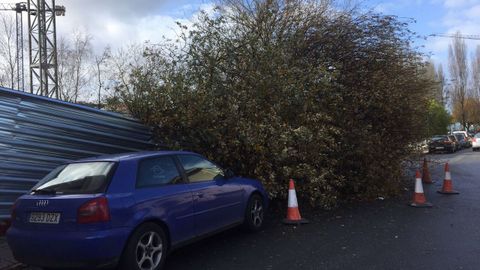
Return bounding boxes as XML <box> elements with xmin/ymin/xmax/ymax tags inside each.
<box><xmin>54</xmin><ymin>0</ymin><xmax>213</xmax><ymax>52</ymax></box>
<box><xmin>2</xmin><ymin>0</ymin><xmax>480</xmax><ymax>73</ymax></box>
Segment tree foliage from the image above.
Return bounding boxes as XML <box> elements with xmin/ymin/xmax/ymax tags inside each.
<box><xmin>426</xmin><ymin>99</ymin><xmax>451</xmax><ymax>137</ymax></box>
<box><xmin>449</xmin><ymin>32</ymin><xmax>469</xmax><ymax>130</ymax></box>
<box><xmin>0</xmin><ymin>15</ymin><xmax>18</xmax><ymax>89</ymax></box>
<box><xmin>452</xmin><ymin>97</ymin><xmax>480</xmax><ymax>131</ymax></box>
<box><xmin>57</xmin><ymin>31</ymin><xmax>93</xmax><ymax>102</ymax></box>
<box><xmin>116</xmin><ymin>0</ymin><xmax>432</xmax><ymax>207</ymax></box>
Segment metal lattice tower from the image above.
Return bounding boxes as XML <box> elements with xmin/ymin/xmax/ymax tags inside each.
<box><xmin>27</xmin><ymin>0</ymin><xmax>65</xmax><ymax>98</ymax></box>
<box><xmin>0</xmin><ymin>1</ymin><xmax>64</xmax><ymax>96</ymax></box>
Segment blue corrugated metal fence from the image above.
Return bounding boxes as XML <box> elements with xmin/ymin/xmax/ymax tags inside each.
<box><xmin>0</xmin><ymin>87</ymin><xmax>154</xmax><ymax>220</ymax></box>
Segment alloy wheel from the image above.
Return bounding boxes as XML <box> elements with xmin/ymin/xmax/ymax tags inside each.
<box><xmin>250</xmin><ymin>198</ymin><xmax>264</xmax><ymax>227</ymax></box>
<box><xmin>136</xmin><ymin>231</ymin><xmax>163</xmax><ymax>270</ymax></box>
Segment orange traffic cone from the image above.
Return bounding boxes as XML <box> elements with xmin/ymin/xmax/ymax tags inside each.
<box><xmin>409</xmin><ymin>170</ymin><xmax>432</xmax><ymax>208</ymax></box>
<box><xmin>438</xmin><ymin>163</ymin><xmax>459</xmax><ymax>194</ymax></box>
<box><xmin>283</xmin><ymin>179</ymin><xmax>309</xmax><ymax>225</ymax></box>
<box><xmin>422</xmin><ymin>157</ymin><xmax>434</xmax><ymax>184</ymax></box>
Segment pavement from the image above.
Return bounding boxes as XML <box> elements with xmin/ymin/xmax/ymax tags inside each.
<box><xmin>3</xmin><ymin>148</ymin><xmax>480</xmax><ymax>270</ymax></box>
<box><xmin>0</xmin><ymin>237</ymin><xmax>22</xmax><ymax>270</ymax></box>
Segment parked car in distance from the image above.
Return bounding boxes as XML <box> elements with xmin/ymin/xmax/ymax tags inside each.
<box><xmin>454</xmin><ymin>133</ymin><xmax>470</xmax><ymax>149</ymax></box>
<box><xmin>7</xmin><ymin>151</ymin><xmax>268</xmax><ymax>270</ymax></box>
<box><xmin>452</xmin><ymin>131</ymin><xmax>472</xmax><ymax>148</ymax></box>
<box><xmin>453</xmin><ymin>130</ymin><xmax>469</xmax><ymax>138</ymax></box>
<box><xmin>450</xmin><ymin>135</ymin><xmax>461</xmax><ymax>151</ymax></box>
<box><xmin>428</xmin><ymin>135</ymin><xmax>457</xmax><ymax>153</ymax></box>
<box><xmin>472</xmin><ymin>133</ymin><xmax>480</xmax><ymax>151</ymax></box>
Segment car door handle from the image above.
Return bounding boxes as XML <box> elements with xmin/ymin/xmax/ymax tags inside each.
<box><xmin>193</xmin><ymin>192</ymin><xmax>204</xmax><ymax>198</ymax></box>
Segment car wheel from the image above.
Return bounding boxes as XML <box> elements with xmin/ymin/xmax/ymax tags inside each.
<box><xmin>119</xmin><ymin>223</ymin><xmax>167</xmax><ymax>270</ymax></box>
<box><xmin>243</xmin><ymin>194</ymin><xmax>265</xmax><ymax>232</ymax></box>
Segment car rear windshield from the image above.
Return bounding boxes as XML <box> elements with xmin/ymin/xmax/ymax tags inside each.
<box><xmin>475</xmin><ymin>133</ymin><xmax>480</xmax><ymax>138</ymax></box>
<box><xmin>31</xmin><ymin>162</ymin><xmax>116</xmax><ymax>195</ymax></box>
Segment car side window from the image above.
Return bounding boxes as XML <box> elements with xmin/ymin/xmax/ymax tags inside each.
<box><xmin>137</xmin><ymin>156</ymin><xmax>182</xmax><ymax>188</ymax></box>
<box><xmin>177</xmin><ymin>155</ymin><xmax>224</xmax><ymax>183</ymax></box>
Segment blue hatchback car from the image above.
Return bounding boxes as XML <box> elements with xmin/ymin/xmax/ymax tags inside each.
<box><xmin>7</xmin><ymin>151</ymin><xmax>268</xmax><ymax>270</ymax></box>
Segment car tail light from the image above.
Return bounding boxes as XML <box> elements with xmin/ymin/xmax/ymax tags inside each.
<box><xmin>473</xmin><ymin>138</ymin><xmax>477</xmax><ymax>143</ymax></box>
<box><xmin>444</xmin><ymin>140</ymin><xmax>451</xmax><ymax>144</ymax></box>
<box><xmin>77</xmin><ymin>197</ymin><xmax>110</xmax><ymax>224</ymax></box>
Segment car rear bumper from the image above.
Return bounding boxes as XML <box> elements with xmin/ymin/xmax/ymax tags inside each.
<box><xmin>429</xmin><ymin>145</ymin><xmax>453</xmax><ymax>152</ymax></box>
<box><xmin>6</xmin><ymin>226</ymin><xmax>130</xmax><ymax>268</ymax></box>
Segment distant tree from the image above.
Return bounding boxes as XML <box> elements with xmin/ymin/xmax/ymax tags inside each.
<box><xmin>424</xmin><ymin>61</ymin><xmax>436</xmax><ymax>86</ymax></box>
<box><xmin>93</xmin><ymin>46</ymin><xmax>111</xmax><ymax>108</ymax></box>
<box><xmin>436</xmin><ymin>64</ymin><xmax>448</xmax><ymax>106</ymax></box>
<box><xmin>106</xmin><ymin>43</ymin><xmax>146</xmax><ymax>110</ymax></box>
<box><xmin>57</xmin><ymin>30</ymin><xmax>92</xmax><ymax>102</ymax></box>
<box><xmin>472</xmin><ymin>45</ymin><xmax>480</xmax><ymax>98</ymax></box>
<box><xmin>453</xmin><ymin>97</ymin><xmax>480</xmax><ymax>131</ymax></box>
<box><xmin>424</xmin><ymin>61</ymin><xmax>445</xmax><ymax>104</ymax></box>
<box><xmin>0</xmin><ymin>15</ymin><xmax>17</xmax><ymax>89</ymax></box>
<box><xmin>57</xmin><ymin>37</ymin><xmax>73</xmax><ymax>100</ymax></box>
<box><xmin>426</xmin><ymin>99</ymin><xmax>451</xmax><ymax>137</ymax></box>
<box><xmin>449</xmin><ymin>32</ymin><xmax>469</xmax><ymax>130</ymax></box>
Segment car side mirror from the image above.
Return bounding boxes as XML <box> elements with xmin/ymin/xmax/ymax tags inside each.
<box><xmin>224</xmin><ymin>169</ymin><xmax>235</xmax><ymax>179</ymax></box>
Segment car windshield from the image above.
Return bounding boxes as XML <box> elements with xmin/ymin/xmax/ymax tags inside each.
<box><xmin>455</xmin><ymin>134</ymin><xmax>464</xmax><ymax>140</ymax></box>
<box><xmin>432</xmin><ymin>136</ymin><xmax>447</xmax><ymax>141</ymax></box>
<box><xmin>31</xmin><ymin>162</ymin><xmax>116</xmax><ymax>195</ymax></box>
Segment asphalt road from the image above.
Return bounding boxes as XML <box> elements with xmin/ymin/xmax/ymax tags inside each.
<box><xmin>22</xmin><ymin>148</ymin><xmax>480</xmax><ymax>270</ymax></box>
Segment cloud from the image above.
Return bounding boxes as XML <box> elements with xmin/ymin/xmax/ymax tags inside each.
<box><xmin>443</xmin><ymin>0</ymin><xmax>480</xmax><ymax>8</ymax></box>
<box><xmin>371</xmin><ymin>0</ymin><xmax>426</xmax><ymax>13</ymax></box>
<box><xmin>373</xmin><ymin>2</ymin><xmax>397</xmax><ymax>13</ymax></box>
<box><xmin>54</xmin><ymin>0</ymin><xmax>212</xmax><ymax>53</ymax></box>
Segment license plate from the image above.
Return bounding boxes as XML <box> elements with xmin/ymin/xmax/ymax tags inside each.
<box><xmin>436</xmin><ymin>147</ymin><xmax>444</xmax><ymax>150</ymax></box>
<box><xmin>29</xmin><ymin>212</ymin><xmax>61</xmax><ymax>224</ymax></box>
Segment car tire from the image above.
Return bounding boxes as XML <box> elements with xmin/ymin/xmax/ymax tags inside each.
<box><xmin>119</xmin><ymin>223</ymin><xmax>168</xmax><ymax>270</ymax></box>
<box><xmin>242</xmin><ymin>194</ymin><xmax>265</xmax><ymax>232</ymax></box>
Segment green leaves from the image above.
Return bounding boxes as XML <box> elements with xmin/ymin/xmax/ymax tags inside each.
<box><xmin>426</xmin><ymin>99</ymin><xmax>451</xmax><ymax>137</ymax></box>
<box><xmin>116</xmin><ymin>0</ymin><xmax>433</xmax><ymax>209</ymax></box>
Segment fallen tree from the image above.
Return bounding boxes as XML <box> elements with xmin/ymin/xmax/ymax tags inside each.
<box><xmin>115</xmin><ymin>0</ymin><xmax>433</xmax><ymax>208</ymax></box>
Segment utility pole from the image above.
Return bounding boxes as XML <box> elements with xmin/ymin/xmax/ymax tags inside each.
<box><xmin>15</xmin><ymin>3</ymin><xmax>26</xmax><ymax>91</ymax></box>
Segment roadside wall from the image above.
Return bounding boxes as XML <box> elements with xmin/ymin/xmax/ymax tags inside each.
<box><xmin>0</xmin><ymin>87</ymin><xmax>154</xmax><ymax>220</ymax></box>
